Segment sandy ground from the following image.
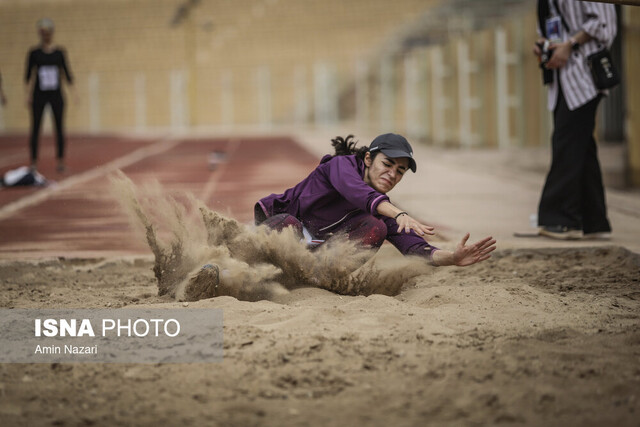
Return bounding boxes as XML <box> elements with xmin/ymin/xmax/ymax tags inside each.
<box><xmin>0</xmin><ymin>243</ymin><xmax>639</xmax><ymax>426</ymax></box>
<box><xmin>1</xmin><ymin>132</ymin><xmax>640</xmax><ymax>426</ymax></box>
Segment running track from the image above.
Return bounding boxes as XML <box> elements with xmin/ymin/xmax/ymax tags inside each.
<box><xmin>0</xmin><ymin>134</ymin><xmax>318</xmax><ymax>257</ymax></box>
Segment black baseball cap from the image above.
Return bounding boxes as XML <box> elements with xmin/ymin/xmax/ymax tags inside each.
<box><xmin>368</xmin><ymin>133</ymin><xmax>417</xmax><ymax>173</ymax></box>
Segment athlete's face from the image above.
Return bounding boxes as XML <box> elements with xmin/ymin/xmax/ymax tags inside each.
<box><xmin>363</xmin><ymin>152</ymin><xmax>409</xmax><ymax>194</ymax></box>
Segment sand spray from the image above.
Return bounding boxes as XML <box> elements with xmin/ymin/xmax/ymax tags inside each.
<box><xmin>110</xmin><ymin>171</ymin><xmax>434</xmax><ymax>301</ymax></box>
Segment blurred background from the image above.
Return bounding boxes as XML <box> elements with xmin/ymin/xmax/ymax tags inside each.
<box><xmin>0</xmin><ymin>0</ymin><xmax>639</xmax><ymax>187</ymax></box>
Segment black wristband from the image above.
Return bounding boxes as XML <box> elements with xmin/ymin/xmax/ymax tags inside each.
<box><xmin>394</xmin><ymin>212</ymin><xmax>408</xmax><ymax>220</ymax></box>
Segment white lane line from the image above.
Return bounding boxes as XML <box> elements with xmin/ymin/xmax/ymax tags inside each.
<box><xmin>0</xmin><ymin>137</ymin><xmax>181</xmax><ymax>221</ymax></box>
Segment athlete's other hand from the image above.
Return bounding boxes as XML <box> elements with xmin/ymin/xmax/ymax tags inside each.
<box><xmin>396</xmin><ymin>213</ymin><xmax>435</xmax><ymax>237</ymax></box>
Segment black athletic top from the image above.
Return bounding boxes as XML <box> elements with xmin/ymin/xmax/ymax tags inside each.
<box><xmin>25</xmin><ymin>47</ymin><xmax>73</xmax><ymax>93</ymax></box>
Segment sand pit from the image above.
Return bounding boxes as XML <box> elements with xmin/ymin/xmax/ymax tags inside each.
<box><xmin>1</xmin><ymin>244</ymin><xmax>639</xmax><ymax>425</ymax></box>
<box><xmin>108</xmin><ymin>171</ymin><xmax>432</xmax><ymax>302</ymax></box>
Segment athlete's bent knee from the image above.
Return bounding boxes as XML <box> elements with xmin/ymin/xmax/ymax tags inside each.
<box><xmin>260</xmin><ymin>213</ymin><xmax>303</xmax><ymax>237</ymax></box>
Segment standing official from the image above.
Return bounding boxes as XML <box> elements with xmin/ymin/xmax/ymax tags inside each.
<box><xmin>534</xmin><ymin>1</ymin><xmax>617</xmax><ymax>239</ymax></box>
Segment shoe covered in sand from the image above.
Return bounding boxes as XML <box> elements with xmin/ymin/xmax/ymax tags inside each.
<box><xmin>539</xmin><ymin>226</ymin><xmax>583</xmax><ymax>240</ymax></box>
<box><xmin>183</xmin><ymin>264</ymin><xmax>220</xmax><ymax>301</ymax></box>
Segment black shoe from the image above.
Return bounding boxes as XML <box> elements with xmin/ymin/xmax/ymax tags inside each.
<box><xmin>539</xmin><ymin>226</ymin><xmax>583</xmax><ymax>240</ymax></box>
<box><xmin>183</xmin><ymin>264</ymin><xmax>220</xmax><ymax>301</ymax></box>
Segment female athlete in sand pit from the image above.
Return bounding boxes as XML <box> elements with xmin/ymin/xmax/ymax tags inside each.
<box><xmin>254</xmin><ymin>133</ymin><xmax>496</xmax><ymax>266</ymax></box>
<box><xmin>183</xmin><ymin>134</ymin><xmax>496</xmax><ymax>301</ymax></box>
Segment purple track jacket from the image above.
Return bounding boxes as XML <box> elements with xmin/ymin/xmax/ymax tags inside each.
<box><xmin>256</xmin><ymin>154</ymin><xmax>437</xmax><ymax>259</ymax></box>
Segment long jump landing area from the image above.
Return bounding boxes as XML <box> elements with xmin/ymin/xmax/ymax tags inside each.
<box><xmin>0</xmin><ymin>134</ymin><xmax>318</xmax><ymax>258</ymax></box>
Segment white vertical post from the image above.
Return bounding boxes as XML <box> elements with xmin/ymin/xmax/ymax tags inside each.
<box><xmin>313</xmin><ymin>63</ymin><xmax>324</xmax><ymax>126</ymax></box>
<box><xmin>457</xmin><ymin>40</ymin><xmax>470</xmax><ymax>147</ymax></box>
<box><xmin>431</xmin><ymin>46</ymin><xmax>449</xmax><ymax>145</ymax></box>
<box><xmin>88</xmin><ymin>73</ymin><xmax>101</xmax><ymax>133</ymax></box>
<box><xmin>404</xmin><ymin>54</ymin><xmax>423</xmax><ymax>139</ymax></box>
<box><xmin>379</xmin><ymin>56</ymin><xmax>394</xmax><ymax>131</ymax></box>
<box><xmin>330</xmin><ymin>64</ymin><xmax>338</xmax><ymax>124</ymax></box>
<box><xmin>495</xmin><ymin>27</ymin><xmax>519</xmax><ymax>148</ymax></box>
<box><xmin>355</xmin><ymin>60</ymin><xmax>369</xmax><ymax>127</ymax></box>
<box><xmin>495</xmin><ymin>29</ymin><xmax>508</xmax><ymax>148</ymax></box>
<box><xmin>221</xmin><ymin>70</ymin><xmax>234</xmax><ymax>127</ymax></box>
<box><xmin>256</xmin><ymin>66</ymin><xmax>271</xmax><ymax>128</ymax></box>
<box><xmin>313</xmin><ymin>62</ymin><xmax>337</xmax><ymax>127</ymax></box>
<box><xmin>170</xmin><ymin>69</ymin><xmax>188</xmax><ymax>131</ymax></box>
<box><xmin>513</xmin><ymin>20</ymin><xmax>525</xmax><ymax>147</ymax></box>
<box><xmin>293</xmin><ymin>65</ymin><xmax>308</xmax><ymax>125</ymax></box>
<box><xmin>135</xmin><ymin>73</ymin><xmax>146</xmax><ymax>131</ymax></box>
<box><xmin>423</xmin><ymin>50</ymin><xmax>431</xmax><ymax>141</ymax></box>
<box><xmin>457</xmin><ymin>39</ymin><xmax>481</xmax><ymax>148</ymax></box>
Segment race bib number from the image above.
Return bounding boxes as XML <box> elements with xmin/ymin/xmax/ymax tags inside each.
<box><xmin>545</xmin><ymin>16</ymin><xmax>563</xmax><ymax>43</ymax></box>
<box><xmin>38</xmin><ymin>66</ymin><xmax>59</xmax><ymax>91</ymax></box>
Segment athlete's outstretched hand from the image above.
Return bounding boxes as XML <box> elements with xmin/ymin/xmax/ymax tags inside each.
<box><xmin>452</xmin><ymin>233</ymin><xmax>496</xmax><ymax>266</ymax></box>
<box><xmin>396</xmin><ymin>213</ymin><xmax>435</xmax><ymax>237</ymax></box>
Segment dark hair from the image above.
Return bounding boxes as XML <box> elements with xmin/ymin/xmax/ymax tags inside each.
<box><xmin>331</xmin><ymin>135</ymin><xmax>377</xmax><ymax>162</ymax></box>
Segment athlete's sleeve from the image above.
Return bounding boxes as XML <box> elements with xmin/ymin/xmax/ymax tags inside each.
<box><xmin>580</xmin><ymin>2</ymin><xmax>617</xmax><ymax>47</ymax></box>
<box><xmin>60</xmin><ymin>49</ymin><xmax>73</xmax><ymax>84</ymax></box>
<box><xmin>382</xmin><ymin>216</ymin><xmax>439</xmax><ymax>261</ymax></box>
<box><xmin>325</xmin><ymin>156</ymin><xmax>389</xmax><ymax>215</ymax></box>
<box><xmin>25</xmin><ymin>50</ymin><xmax>35</xmax><ymax>83</ymax></box>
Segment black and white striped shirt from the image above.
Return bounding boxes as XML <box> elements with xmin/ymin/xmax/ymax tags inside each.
<box><xmin>540</xmin><ymin>0</ymin><xmax>617</xmax><ymax>111</ymax></box>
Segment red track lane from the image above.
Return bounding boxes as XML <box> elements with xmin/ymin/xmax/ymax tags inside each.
<box><xmin>0</xmin><ymin>134</ymin><xmax>156</xmax><ymax>206</ymax></box>
<box><xmin>0</xmin><ymin>135</ymin><xmax>318</xmax><ymax>257</ymax></box>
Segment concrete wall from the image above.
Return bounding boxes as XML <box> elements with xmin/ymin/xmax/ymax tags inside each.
<box><xmin>0</xmin><ymin>0</ymin><xmax>637</xmax><ymax>187</ymax></box>
<box><xmin>0</xmin><ymin>0</ymin><xmax>432</xmax><ymax>132</ymax></box>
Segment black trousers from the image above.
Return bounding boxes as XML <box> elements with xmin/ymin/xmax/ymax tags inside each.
<box><xmin>30</xmin><ymin>90</ymin><xmax>65</xmax><ymax>161</ymax></box>
<box><xmin>538</xmin><ymin>87</ymin><xmax>611</xmax><ymax>233</ymax></box>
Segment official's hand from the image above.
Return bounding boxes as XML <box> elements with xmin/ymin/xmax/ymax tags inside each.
<box><xmin>452</xmin><ymin>233</ymin><xmax>496</xmax><ymax>266</ymax></box>
<box><xmin>546</xmin><ymin>41</ymin><xmax>571</xmax><ymax>69</ymax></box>
<box><xmin>533</xmin><ymin>38</ymin><xmax>545</xmax><ymax>57</ymax></box>
<box><xmin>396</xmin><ymin>213</ymin><xmax>435</xmax><ymax>237</ymax></box>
